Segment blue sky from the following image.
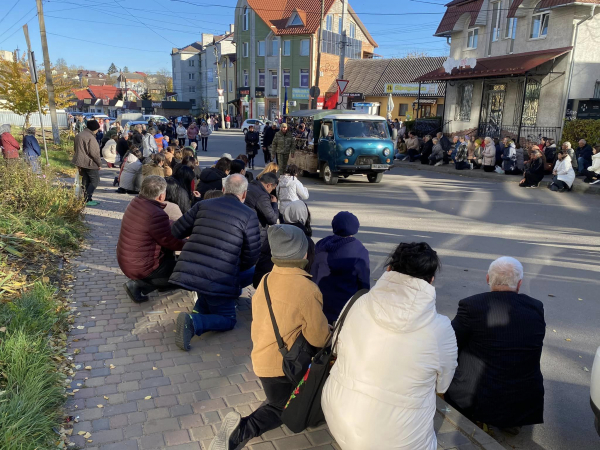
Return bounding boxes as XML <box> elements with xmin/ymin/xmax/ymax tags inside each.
<box><xmin>0</xmin><ymin>0</ymin><xmax>450</xmax><ymax>73</ymax></box>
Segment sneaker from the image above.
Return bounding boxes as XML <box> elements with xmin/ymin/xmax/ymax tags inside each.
<box><xmin>469</xmin><ymin>162</ymin><xmax>474</xmax><ymax>170</ymax></box>
<box><xmin>209</xmin><ymin>412</ymin><xmax>242</xmax><ymax>450</ymax></box>
<box><xmin>123</xmin><ymin>280</ymin><xmax>149</xmax><ymax>304</ymax></box>
<box><xmin>85</xmin><ymin>200</ymin><xmax>100</xmax><ymax>206</ymax></box>
<box><xmin>434</xmin><ymin>161</ymin><xmax>443</xmax><ymax>166</ymax></box>
<box><xmin>175</xmin><ymin>312</ymin><xmax>195</xmax><ymax>351</ymax></box>
<box><xmin>402</xmin><ymin>156</ymin><xmax>409</xmax><ymax>161</ymax></box>
<box><xmin>591</xmin><ymin>179</ymin><xmax>600</xmax><ymax>185</ymax></box>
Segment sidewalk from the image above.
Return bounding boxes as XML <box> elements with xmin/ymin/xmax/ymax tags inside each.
<box><xmin>64</xmin><ymin>168</ymin><xmax>502</xmax><ymax>450</ymax></box>
<box><xmin>393</xmin><ymin>159</ymin><xmax>600</xmax><ymax>195</ymax></box>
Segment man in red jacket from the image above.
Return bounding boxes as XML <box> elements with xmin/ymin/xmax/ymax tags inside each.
<box><xmin>117</xmin><ymin>176</ymin><xmax>186</xmax><ymax>303</ymax></box>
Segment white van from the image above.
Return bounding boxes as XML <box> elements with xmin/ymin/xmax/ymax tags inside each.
<box><xmin>143</xmin><ymin>115</ymin><xmax>168</xmax><ymax>124</ymax></box>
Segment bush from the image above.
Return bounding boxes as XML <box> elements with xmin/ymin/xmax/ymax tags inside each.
<box><xmin>0</xmin><ymin>284</ymin><xmax>68</xmax><ymax>450</ymax></box>
<box><xmin>561</xmin><ymin>119</ymin><xmax>600</xmax><ymax>146</ymax></box>
<box><xmin>0</xmin><ymin>159</ymin><xmax>86</xmax><ymax>250</ymax></box>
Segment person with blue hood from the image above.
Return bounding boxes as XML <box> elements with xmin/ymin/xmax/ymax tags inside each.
<box><xmin>311</xmin><ymin>211</ymin><xmax>370</xmax><ymax>324</ymax></box>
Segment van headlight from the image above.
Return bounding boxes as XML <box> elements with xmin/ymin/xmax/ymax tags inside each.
<box><xmin>383</xmin><ymin>148</ymin><xmax>391</xmax><ymax>156</ymax></box>
<box><xmin>345</xmin><ymin>148</ymin><xmax>354</xmax><ymax>156</ymax></box>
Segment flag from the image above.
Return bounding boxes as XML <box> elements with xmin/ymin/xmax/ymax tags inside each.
<box><xmin>324</xmin><ymin>89</ymin><xmax>339</xmax><ymax>110</ymax></box>
<box><xmin>284</xmin><ymin>87</ymin><xmax>288</xmax><ymax>115</ymax></box>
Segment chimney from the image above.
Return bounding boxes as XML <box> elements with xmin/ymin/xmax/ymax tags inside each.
<box><xmin>229</xmin><ymin>24</ymin><xmax>235</xmax><ymax>33</ymax></box>
<box><xmin>201</xmin><ymin>33</ymin><xmax>214</xmax><ymax>46</ymax></box>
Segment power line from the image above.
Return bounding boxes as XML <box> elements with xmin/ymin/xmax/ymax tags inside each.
<box><xmin>47</xmin><ymin>32</ymin><xmax>166</xmax><ymax>53</ymax></box>
<box><xmin>111</xmin><ymin>0</ymin><xmax>177</xmax><ymax>46</ymax></box>
<box><xmin>0</xmin><ymin>6</ymin><xmax>37</xmax><ymax>39</ymax></box>
<box><xmin>0</xmin><ymin>14</ymin><xmax>38</xmax><ymax>46</ymax></box>
<box><xmin>0</xmin><ymin>0</ymin><xmax>20</xmax><ymax>28</ymax></box>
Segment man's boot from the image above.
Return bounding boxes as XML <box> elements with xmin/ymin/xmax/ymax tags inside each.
<box><xmin>123</xmin><ymin>280</ymin><xmax>149</xmax><ymax>303</ymax></box>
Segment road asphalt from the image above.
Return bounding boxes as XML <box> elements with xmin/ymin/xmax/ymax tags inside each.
<box><xmin>200</xmin><ymin>131</ymin><xmax>600</xmax><ymax>450</ymax></box>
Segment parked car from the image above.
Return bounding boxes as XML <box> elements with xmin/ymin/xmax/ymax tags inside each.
<box><xmin>241</xmin><ymin>118</ymin><xmax>265</xmax><ymax>134</ymax></box>
<box><xmin>143</xmin><ymin>114</ymin><xmax>168</xmax><ymax>124</ymax></box>
<box><xmin>591</xmin><ymin>346</ymin><xmax>600</xmax><ymax>436</ymax></box>
<box><xmin>174</xmin><ymin>116</ymin><xmax>192</xmax><ymax>128</ymax></box>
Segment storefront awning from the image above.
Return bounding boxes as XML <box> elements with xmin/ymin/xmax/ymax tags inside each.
<box><xmin>414</xmin><ymin>47</ymin><xmax>572</xmax><ymax>82</ymax></box>
<box><xmin>412</xmin><ymin>99</ymin><xmax>437</xmax><ymax>105</ymax></box>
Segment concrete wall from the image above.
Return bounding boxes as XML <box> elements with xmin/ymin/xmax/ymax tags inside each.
<box><xmin>569</xmin><ymin>7</ymin><xmax>600</xmax><ymax>99</ymax></box>
<box><xmin>171</xmin><ymin>51</ymin><xmax>201</xmax><ymax>106</ymax></box>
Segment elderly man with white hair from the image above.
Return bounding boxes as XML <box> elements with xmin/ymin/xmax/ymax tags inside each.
<box><xmin>171</xmin><ymin>174</ymin><xmax>261</xmax><ymax>351</ymax></box>
<box><xmin>444</xmin><ymin>257</ymin><xmax>546</xmax><ymax>436</ymax></box>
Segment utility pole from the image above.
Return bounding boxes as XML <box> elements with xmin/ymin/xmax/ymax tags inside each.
<box><xmin>35</xmin><ymin>0</ymin><xmax>60</xmax><ymax>144</ymax></box>
<box><xmin>312</xmin><ymin>0</ymin><xmax>325</xmax><ymax>109</ymax></box>
<box><xmin>214</xmin><ymin>45</ymin><xmax>225</xmax><ymax>128</ymax></box>
<box><xmin>337</xmin><ymin>0</ymin><xmax>348</xmax><ymax>110</ymax></box>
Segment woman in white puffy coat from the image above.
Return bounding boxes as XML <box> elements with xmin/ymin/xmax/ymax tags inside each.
<box><xmin>102</xmin><ymin>136</ymin><xmax>118</xmax><ymax>168</ymax></box>
<box><xmin>322</xmin><ymin>242</ymin><xmax>457</xmax><ymax>450</ymax></box>
<box><xmin>276</xmin><ymin>164</ymin><xmax>309</xmax><ymax>213</ymax></box>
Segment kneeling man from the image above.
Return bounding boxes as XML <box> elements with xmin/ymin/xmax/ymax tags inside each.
<box><xmin>117</xmin><ymin>176</ymin><xmax>186</xmax><ymax>303</ymax></box>
<box><xmin>445</xmin><ymin>256</ymin><xmax>546</xmax><ymax>435</ymax></box>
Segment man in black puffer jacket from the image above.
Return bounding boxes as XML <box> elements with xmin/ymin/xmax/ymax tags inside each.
<box><xmin>197</xmin><ymin>157</ymin><xmax>231</xmax><ymax>197</ymax></box>
<box><xmin>170</xmin><ymin>174</ymin><xmax>261</xmax><ymax>351</ymax></box>
<box><xmin>245</xmin><ymin>172</ymin><xmax>279</xmax><ymax>244</ymax></box>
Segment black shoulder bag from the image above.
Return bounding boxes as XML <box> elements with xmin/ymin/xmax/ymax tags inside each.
<box><xmin>280</xmin><ymin>288</ymin><xmax>369</xmax><ymax>433</ymax></box>
<box><xmin>263</xmin><ymin>274</ymin><xmax>319</xmax><ymax>385</ymax></box>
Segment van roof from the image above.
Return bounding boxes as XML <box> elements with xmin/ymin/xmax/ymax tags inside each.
<box><xmin>323</xmin><ymin>114</ymin><xmax>387</xmax><ymax>121</ymax></box>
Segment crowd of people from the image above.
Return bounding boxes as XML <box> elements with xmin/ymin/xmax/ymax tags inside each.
<box><xmin>104</xmin><ymin>123</ymin><xmax>547</xmax><ymax>449</ymax></box>
<box><xmin>392</xmin><ymin>126</ymin><xmax>600</xmax><ymax>191</ymax></box>
<box><xmin>0</xmin><ymin>123</ymin><xmax>43</xmax><ymax>173</ymax></box>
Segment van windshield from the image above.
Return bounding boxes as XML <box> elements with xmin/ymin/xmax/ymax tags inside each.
<box><xmin>336</xmin><ymin>120</ymin><xmax>388</xmax><ymax>139</ymax></box>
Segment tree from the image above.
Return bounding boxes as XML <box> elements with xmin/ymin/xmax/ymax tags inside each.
<box><xmin>140</xmin><ymin>91</ymin><xmax>151</xmax><ymax>100</ymax></box>
<box><xmin>123</xmin><ymin>66</ymin><xmax>129</xmax><ymax>73</ymax></box>
<box><xmin>107</xmin><ymin>63</ymin><xmax>117</xmax><ymax>75</ymax></box>
<box><xmin>0</xmin><ymin>53</ymin><xmax>77</xmax><ymax>128</ymax></box>
<box><xmin>150</xmin><ymin>68</ymin><xmax>173</xmax><ymax>100</ymax></box>
<box><xmin>55</xmin><ymin>58</ymin><xmax>67</xmax><ymax>70</ymax></box>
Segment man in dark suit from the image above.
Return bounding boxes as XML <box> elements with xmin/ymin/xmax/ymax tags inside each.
<box><xmin>445</xmin><ymin>257</ymin><xmax>545</xmax><ymax>435</ymax></box>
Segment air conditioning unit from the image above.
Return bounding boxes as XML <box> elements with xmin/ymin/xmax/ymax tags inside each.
<box><xmin>288</xmin><ymin>101</ymin><xmax>297</xmax><ymax>106</ymax></box>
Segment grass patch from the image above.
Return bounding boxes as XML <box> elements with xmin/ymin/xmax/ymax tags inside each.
<box><xmin>0</xmin><ymin>283</ymin><xmax>71</xmax><ymax>450</ymax></box>
<box><xmin>13</xmin><ymin>127</ymin><xmax>76</xmax><ymax>176</ymax></box>
<box><xmin>0</xmin><ymin>158</ymin><xmax>86</xmax><ymax>251</ymax></box>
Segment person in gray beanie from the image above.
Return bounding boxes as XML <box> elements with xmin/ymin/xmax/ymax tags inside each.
<box><xmin>252</xmin><ymin>200</ymin><xmax>314</xmax><ymax>288</ymax></box>
<box><xmin>209</xmin><ymin>223</ymin><xmax>329</xmax><ymax>450</ymax></box>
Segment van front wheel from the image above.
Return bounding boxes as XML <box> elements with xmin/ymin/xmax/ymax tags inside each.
<box><xmin>322</xmin><ymin>163</ymin><xmax>338</xmax><ymax>185</ymax></box>
<box><xmin>367</xmin><ymin>172</ymin><xmax>383</xmax><ymax>183</ymax></box>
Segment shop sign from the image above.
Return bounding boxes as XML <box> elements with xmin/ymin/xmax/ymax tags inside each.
<box><xmin>385</xmin><ymin>84</ymin><xmax>438</xmax><ymax>95</ymax></box>
<box><xmin>255</xmin><ymin>87</ymin><xmax>265</xmax><ymax>98</ymax></box>
<box><xmin>292</xmin><ymin>88</ymin><xmax>310</xmax><ymax>100</ymax></box>
<box><xmin>343</xmin><ymin>92</ymin><xmax>364</xmax><ymax>101</ymax></box>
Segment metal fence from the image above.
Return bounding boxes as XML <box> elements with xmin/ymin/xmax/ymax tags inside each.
<box><xmin>0</xmin><ymin>110</ymin><xmax>69</xmax><ymax>128</ymax></box>
<box><xmin>410</xmin><ymin>118</ymin><xmax>443</xmax><ymax>137</ymax></box>
<box><xmin>477</xmin><ymin>123</ymin><xmax>561</xmax><ymax>145</ymax></box>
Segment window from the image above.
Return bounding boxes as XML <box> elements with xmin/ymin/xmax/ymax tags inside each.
<box><xmin>243</xmin><ymin>69</ymin><xmax>248</xmax><ymax>87</ymax></box>
<box><xmin>189</xmin><ymin>86</ymin><xmax>195</xmax><ymax>93</ymax></box>
<box><xmin>289</xmin><ymin>13</ymin><xmax>303</xmax><ymax>26</ymax></box>
<box><xmin>271</xmin><ymin>39</ymin><xmax>279</xmax><ymax>56</ymax></box>
<box><xmin>188</xmin><ymin>59</ymin><xmax>195</xmax><ymax>67</ymax></box>
<box><xmin>516</xmin><ymin>80</ymin><xmax>541</xmax><ymax>125</ymax></box>
<box><xmin>190</xmin><ymin>99</ymin><xmax>196</xmax><ymax>106</ymax></box>
<box><xmin>188</xmin><ymin>73</ymin><xmax>195</xmax><ymax>80</ymax></box>
<box><xmin>258</xmin><ymin>69</ymin><xmax>265</xmax><ymax>87</ymax></box>
<box><xmin>349</xmin><ymin>22</ymin><xmax>356</xmax><ymax>38</ymax></box>
<box><xmin>326</xmin><ymin>14</ymin><xmax>333</xmax><ymax>31</ymax></box>
<box><xmin>283</xmin><ymin>69</ymin><xmax>290</xmax><ymax>87</ymax></box>
<box><xmin>455</xmin><ymin>83</ymin><xmax>473</xmax><ymax>121</ymax></box>
<box><xmin>338</xmin><ymin>17</ymin><xmax>342</xmax><ymax>34</ymax></box>
<box><xmin>222</xmin><ymin>60</ymin><xmax>226</xmax><ymax>68</ymax></box>
<box><xmin>243</xmin><ymin>42</ymin><xmax>249</xmax><ymax>57</ymax></box>
<box><xmin>398</xmin><ymin>104</ymin><xmax>408</xmax><ymax>116</ymax></box>
<box><xmin>216</xmin><ymin>100</ymin><xmax>219</xmax><ymax>109</ymax></box>
<box><xmin>594</xmin><ymin>81</ymin><xmax>600</xmax><ymax>99</ymax></box>
<box><xmin>229</xmin><ymin>59</ymin><xmax>233</xmax><ymax>67</ymax></box>
<box><xmin>258</xmin><ymin>41</ymin><xmax>265</xmax><ymax>56</ymax></box>
<box><xmin>300</xmin><ymin>69</ymin><xmax>309</xmax><ymax>88</ymax></box>
<box><xmin>491</xmin><ymin>2</ymin><xmax>501</xmax><ymax>42</ymax></box>
<box><xmin>467</xmin><ymin>28</ymin><xmax>478</xmax><ymax>49</ymax></box>
<box><xmin>530</xmin><ymin>3</ymin><xmax>549</xmax><ymax>39</ymax></box>
<box><xmin>229</xmin><ymin>79</ymin><xmax>233</xmax><ymax>92</ymax></box>
<box><xmin>207</xmin><ymin>68</ymin><xmax>213</xmax><ymax>82</ymax></box>
<box><xmin>271</xmin><ymin>71</ymin><xmax>278</xmax><ymax>91</ymax></box>
<box><xmin>283</xmin><ymin>40</ymin><xmax>291</xmax><ymax>56</ymax></box>
<box><xmin>300</xmin><ymin>39</ymin><xmax>310</xmax><ymax>56</ymax></box>
<box><xmin>242</xmin><ymin>7</ymin><xmax>248</xmax><ymax>31</ymax></box>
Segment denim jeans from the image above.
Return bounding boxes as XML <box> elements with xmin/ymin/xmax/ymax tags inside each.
<box><xmin>81</xmin><ymin>168</ymin><xmax>100</xmax><ymax>202</ymax></box>
<box><xmin>578</xmin><ymin>157</ymin><xmax>589</xmax><ymax>174</ymax></box>
<box><xmin>190</xmin><ymin>267</ymin><xmax>255</xmax><ymax>335</ymax></box>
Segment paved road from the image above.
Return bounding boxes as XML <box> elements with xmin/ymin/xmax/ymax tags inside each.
<box><xmin>205</xmin><ymin>131</ymin><xmax>600</xmax><ymax>450</ymax></box>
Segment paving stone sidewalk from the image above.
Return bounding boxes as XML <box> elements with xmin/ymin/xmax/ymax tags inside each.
<box><xmin>65</xmin><ymin>169</ymin><xmax>500</xmax><ymax>450</ymax></box>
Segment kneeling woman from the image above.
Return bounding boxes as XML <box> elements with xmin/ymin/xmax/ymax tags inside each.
<box><xmin>322</xmin><ymin>242</ymin><xmax>458</xmax><ymax>450</ymax></box>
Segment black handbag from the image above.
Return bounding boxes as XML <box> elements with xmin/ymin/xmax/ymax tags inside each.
<box><xmin>280</xmin><ymin>289</ymin><xmax>368</xmax><ymax>433</ymax></box>
<box><xmin>263</xmin><ymin>274</ymin><xmax>319</xmax><ymax>385</ymax></box>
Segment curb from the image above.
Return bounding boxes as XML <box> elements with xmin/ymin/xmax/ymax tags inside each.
<box><xmin>436</xmin><ymin>397</ymin><xmax>504</xmax><ymax>450</ymax></box>
<box><xmin>392</xmin><ymin>160</ymin><xmax>600</xmax><ymax>195</ymax></box>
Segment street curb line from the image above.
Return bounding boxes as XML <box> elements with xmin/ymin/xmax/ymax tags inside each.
<box><xmin>393</xmin><ymin>161</ymin><xmax>600</xmax><ymax>195</ymax></box>
<box><xmin>436</xmin><ymin>397</ymin><xmax>505</xmax><ymax>450</ymax></box>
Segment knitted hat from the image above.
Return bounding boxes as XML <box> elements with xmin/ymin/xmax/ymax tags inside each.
<box><xmin>282</xmin><ymin>201</ymin><xmax>309</xmax><ymax>226</ymax></box>
<box><xmin>86</xmin><ymin>120</ymin><xmax>100</xmax><ymax>131</ymax></box>
<box><xmin>268</xmin><ymin>224</ymin><xmax>308</xmax><ymax>261</ymax></box>
<box><xmin>332</xmin><ymin>211</ymin><xmax>359</xmax><ymax>237</ymax></box>
<box><xmin>220</xmin><ymin>153</ymin><xmax>233</xmax><ymax>161</ymax></box>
